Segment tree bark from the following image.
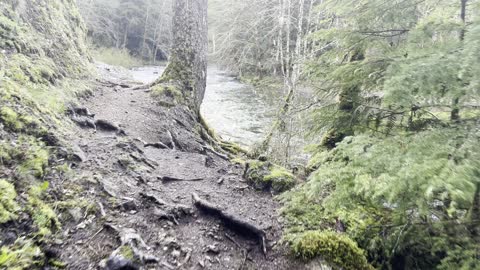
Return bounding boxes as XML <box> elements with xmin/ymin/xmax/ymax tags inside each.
<box><xmin>141</xmin><ymin>0</ymin><xmax>151</xmax><ymax>59</ymax></box>
<box><xmin>154</xmin><ymin>0</ymin><xmax>208</xmax><ymax>113</ymax></box>
<box><xmin>451</xmin><ymin>0</ymin><xmax>468</xmax><ymax>121</ymax></box>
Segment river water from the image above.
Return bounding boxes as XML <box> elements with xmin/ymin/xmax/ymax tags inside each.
<box><xmin>130</xmin><ymin>66</ymin><xmax>277</xmax><ymax>148</ymax></box>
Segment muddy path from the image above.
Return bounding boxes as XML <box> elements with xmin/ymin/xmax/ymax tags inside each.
<box><xmin>58</xmin><ymin>64</ymin><xmax>301</xmax><ymax>270</ymax></box>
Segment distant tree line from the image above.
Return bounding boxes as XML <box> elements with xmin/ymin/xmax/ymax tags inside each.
<box><xmin>78</xmin><ymin>0</ymin><xmax>173</xmax><ymax>62</ymax></box>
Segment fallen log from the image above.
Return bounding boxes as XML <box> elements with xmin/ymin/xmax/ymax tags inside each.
<box><xmin>191</xmin><ymin>193</ymin><xmax>267</xmax><ymax>255</ymax></box>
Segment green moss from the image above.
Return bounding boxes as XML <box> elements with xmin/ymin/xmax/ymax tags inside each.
<box><xmin>220</xmin><ymin>141</ymin><xmax>248</xmax><ymax>155</ymax></box>
<box><xmin>48</xmin><ymin>259</ymin><xmax>66</xmax><ymax>269</ymax></box>
<box><xmin>265</xmin><ymin>166</ymin><xmax>296</xmax><ymax>193</ymax></box>
<box><xmin>119</xmin><ymin>245</ymin><xmax>135</xmax><ymax>260</ymax></box>
<box><xmin>54</xmin><ymin>198</ymin><xmax>97</xmax><ymax>218</ymax></box>
<box><xmin>0</xmin><ymin>107</ymin><xmax>24</xmax><ymax>131</ymax></box>
<box><xmin>245</xmin><ymin>160</ymin><xmax>296</xmax><ymax>193</ymax></box>
<box><xmin>0</xmin><ymin>179</ymin><xmax>19</xmax><ymax>224</ymax></box>
<box><xmin>231</xmin><ymin>158</ymin><xmax>246</xmax><ymax>166</ymax></box>
<box><xmin>0</xmin><ymin>106</ymin><xmax>42</xmax><ymax>134</ymax></box>
<box><xmin>18</xmin><ymin>139</ymin><xmax>49</xmax><ymax>178</ymax></box>
<box><xmin>0</xmin><ymin>136</ymin><xmax>49</xmax><ymax>178</ymax></box>
<box><xmin>151</xmin><ymin>84</ymin><xmax>184</xmax><ymax>104</ymax></box>
<box><xmin>248</xmin><ymin>160</ymin><xmax>265</xmax><ymax>170</ymax></box>
<box><xmin>292</xmin><ymin>231</ymin><xmax>374</xmax><ymax>270</ymax></box>
<box><xmin>0</xmin><ymin>238</ymin><xmax>44</xmax><ymax>270</ymax></box>
<box><xmin>199</xmin><ymin>114</ymin><xmax>219</xmax><ymax>140</ymax></box>
<box><xmin>280</xmin><ymin>192</ymin><xmax>330</xmax><ymax>236</ymax></box>
<box><xmin>28</xmin><ymin>182</ymin><xmax>60</xmax><ymax>237</ymax></box>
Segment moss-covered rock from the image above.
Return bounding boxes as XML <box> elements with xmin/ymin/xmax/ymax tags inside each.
<box><xmin>292</xmin><ymin>231</ymin><xmax>374</xmax><ymax>270</ymax></box>
<box><xmin>245</xmin><ymin>160</ymin><xmax>296</xmax><ymax>193</ymax></box>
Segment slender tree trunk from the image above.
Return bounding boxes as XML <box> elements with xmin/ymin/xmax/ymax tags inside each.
<box><xmin>469</xmin><ymin>182</ymin><xmax>480</xmax><ymax>239</ymax></box>
<box><xmin>142</xmin><ymin>0</ymin><xmax>151</xmax><ymax>59</ymax></box>
<box><xmin>451</xmin><ymin>0</ymin><xmax>468</xmax><ymax>121</ymax></box>
<box><xmin>460</xmin><ymin>0</ymin><xmax>468</xmax><ymax>41</ymax></box>
<box><xmin>154</xmin><ymin>0</ymin><xmax>208</xmax><ymax>112</ymax></box>
<box><xmin>122</xmin><ymin>21</ymin><xmax>130</xmax><ymax>49</ymax></box>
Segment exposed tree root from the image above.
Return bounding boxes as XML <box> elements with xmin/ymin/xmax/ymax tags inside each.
<box><xmin>160</xmin><ymin>176</ymin><xmax>204</xmax><ymax>182</ymax></box>
<box><xmin>95</xmin><ymin>119</ymin><xmax>121</xmax><ymax>132</ymax></box>
<box><xmin>104</xmin><ymin>224</ymin><xmax>160</xmax><ymax>267</ymax></box>
<box><xmin>203</xmin><ymin>146</ymin><xmax>230</xmax><ymax>161</ymax></box>
<box><xmin>144</xmin><ymin>142</ymin><xmax>169</xmax><ymax>149</ymax></box>
<box><xmin>140</xmin><ymin>192</ymin><xmax>168</xmax><ymax>206</ymax></box>
<box><xmin>129</xmin><ymin>153</ymin><xmax>158</xmax><ymax>169</ymax></box>
<box><xmin>191</xmin><ymin>193</ymin><xmax>267</xmax><ymax>255</ymax></box>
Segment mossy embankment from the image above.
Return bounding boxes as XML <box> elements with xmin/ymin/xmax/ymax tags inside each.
<box><xmin>1</xmin><ymin>0</ymin><xmax>93</xmax><ymax>268</ymax></box>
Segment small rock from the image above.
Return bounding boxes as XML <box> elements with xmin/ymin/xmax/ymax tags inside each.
<box><xmin>68</xmin><ymin>207</ymin><xmax>83</xmax><ymax>222</ymax></box>
<box><xmin>71</xmin><ymin>145</ymin><xmax>87</xmax><ymax>162</ymax></box>
<box><xmin>171</xmin><ymin>249</ymin><xmax>181</xmax><ymax>258</ymax></box>
<box><xmin>76</xmin><ymin>222</ymin><xmax>87</xmax><ymax>230</ymax></box>
<box><xmin>96</xmin><ymin>119</ymin><xmax>120</xmax><ymax>132</ymax></box>
<box><xmin>143</xmin><ymin>255</ymin><xmax>160</xmax><ymax>264</ymax></box>
<box><xmin>118</xmin><ymin>200</ymin><xmax>137</xmax><ymax>211</ymax></box>
<box><xmin>2</xmin><ymin>231</ymin><xmax>17</xmax><ymax>245</ymax></box>
<box><xmin>106</xmin><ymin>255</ymin><xmax>138</xmax><ymax>270</ymax></box>
<box><xmin>206</xmin><ymin>244</ymin><xmax>220</xmax><ymax>254</ymax></box>
<box><xmin>54</xmin><ymin>239</ymin><xmax>64</xmax><ymax>245</ymax></box>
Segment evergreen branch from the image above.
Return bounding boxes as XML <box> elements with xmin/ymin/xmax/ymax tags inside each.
<box><xmin>357</xmin><ymin>29</ymin><xmax>410</xmax><ymax>38</ymax></box>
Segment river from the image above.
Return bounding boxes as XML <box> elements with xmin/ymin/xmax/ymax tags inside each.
<box><xmin>129</xmin><ymin>66</ymin><xmax>277</xmax><ymax>148</ymax></box>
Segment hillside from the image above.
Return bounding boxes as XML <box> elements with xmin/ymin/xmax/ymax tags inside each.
<box><xmin>1</xmin><ymin>0</ymin><xmax>94</xmax><ymax>268</ymax></box>
<box><xmin>0</xmin><ymin>1</ymin><xmax>300</xmax><ymax>269</ymax></box>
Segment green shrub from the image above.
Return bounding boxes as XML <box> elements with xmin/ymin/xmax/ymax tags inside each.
<box><xmin>292</xmin><ymin>231</ymin><xmax>374</xmax><ymax>270</ymax></box>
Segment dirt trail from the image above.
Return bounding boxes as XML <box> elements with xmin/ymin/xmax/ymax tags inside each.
<box><xmin>59</xmin><ymin>64</ymin><xmax>301</xmax><ymax>270</ymax></box>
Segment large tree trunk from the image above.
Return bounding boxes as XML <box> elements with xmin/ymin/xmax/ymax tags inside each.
<box><xmin>154</xmin><ymin>0</ymin><xmax>208</xmax><ymax>113</ymax></box>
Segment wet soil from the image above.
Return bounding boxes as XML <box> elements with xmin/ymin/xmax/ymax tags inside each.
<box><xmin>58</xmin><ymin>64</ymin><xmax>303</xmax><ymax>270</ymax></box>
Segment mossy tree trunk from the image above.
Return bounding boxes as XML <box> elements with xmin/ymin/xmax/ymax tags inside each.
<box><xmin>321</xmin><ymin>51</ymin><xmax>364</xmax><ymax>149</ymax></box>
<box><xmin>154</xmin><ymin>0</ymin><xmax>208</xmax><ymax>113</ymax></box>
